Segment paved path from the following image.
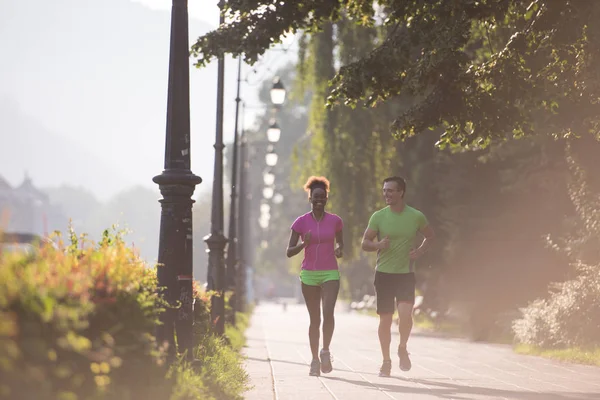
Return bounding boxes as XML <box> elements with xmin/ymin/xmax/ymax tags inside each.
<box><xmin>243</xmin><ymin>302</ymin><xmax>600</xmax><ymax>400</ymax></box>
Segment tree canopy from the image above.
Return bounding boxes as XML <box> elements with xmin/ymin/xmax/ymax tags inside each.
<box><xmin>192</xmin><ymin>0</ymin><xmax>600</xmax><ymax>148</ymax></box>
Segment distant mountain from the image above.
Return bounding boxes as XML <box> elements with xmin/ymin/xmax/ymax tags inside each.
<box><xmin>0</xmin><ymin>98</ymin><xmax>133</xmax><ymax>197</ymax></box>
<box><xmin>0</xmin><ymin>0</ymin><xmax>229</xmax><ymax>201</ymax></box>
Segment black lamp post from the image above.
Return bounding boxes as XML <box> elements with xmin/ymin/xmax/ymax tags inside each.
<box><xmin>229</xmin><ymin>78</ymin><xmax>286</xmax><ymax>314</ymax></box>
<box><xmin>205</xmin><ymin>0</ymin><xmax>228</xmax><ymax>336</ymax></box>
<box><xmin>153</xmin><ymin>0</ymin><xmax>202</xmax><ymax>359</ymax></box>
<box><xmin>235</xmin><ymin>104</ymin><xmax>248</xmax><ymax>313</ymax></box>
<box><xmin>225</xmin><ymin>56</ymin><xmax>242</xmax><ymax>320</ymax></box>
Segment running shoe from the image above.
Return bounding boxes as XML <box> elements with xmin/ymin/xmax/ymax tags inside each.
<box><xmin>379</xmin><ymin>359</ymin><xmax>392</xmax><ymax>377</ymax></box>
<box><xmin>398</xmin><ymin>346</ymin><xmax>412</xmax><ymax>371</ymax></box>
<box><xmin>309</xmin><ymin>359</ymin><xmax>321</xmax><ymax>376</ymax></box>
<box><xmin>320</xmin><ymin>349</ymin><xmax>333</xmax><ymax>373</ymax></box>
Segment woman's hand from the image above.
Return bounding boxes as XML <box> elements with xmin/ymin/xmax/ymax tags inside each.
<box><xmin>335</xmin><ymin>245</ymin><xmax>343</xmax><ymax>258</ymax></box>
<box><xmin>302</xmin><ymin>231</ymin><xmax>312</xmax><ymax>247</ymax></box>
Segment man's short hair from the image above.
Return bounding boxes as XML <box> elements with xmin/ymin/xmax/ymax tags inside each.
<box><xmin>383</xmin><ymin>176</ymin><xmax>406</xmax><ymax>193</ymax></box>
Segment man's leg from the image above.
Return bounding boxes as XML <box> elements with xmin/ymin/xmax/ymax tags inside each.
<box><xmin>378</xmin><ymin>313</ymin><xmax>394</xmax><ymax>360</ymax></box>
<box><xmin>374</xmin><ymin>271</ymin><xmax>395</xmax><ymax>376</ymax></box>
<box><xmin>397</xmin><ymin>302</ymin><xmax>414</xmax><ymax>348</ymax></box>
<box><xmin>395</xmin><ymin>273</ymin><xmax>416</xmax><ymax>371</ymax></box>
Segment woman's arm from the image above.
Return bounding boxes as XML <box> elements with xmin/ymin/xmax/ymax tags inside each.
<box><xmin>335</xmin><ymin>229</ymin><xmax>344</xmax><ymax>258</ymax></box>
<box><xmin>287</xmin><ymin>229</ymin><xmax>309</xmax><ymax>258</ymax></box>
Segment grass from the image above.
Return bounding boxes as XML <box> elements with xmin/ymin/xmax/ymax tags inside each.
<box><xmin>514</xmin><ymin>344</ymin><xmax>600</xmax><ymax>366</ymax></box>
<box><xmin>356</xmin><ymin>309</ymin><xmax>465</xmax><ymax>336</ymax></box>
<box><xmin>189</xmin><ymin>308</ymin><xmax>254</xmax><ymax>400</ymax></box>
<box><xmin>355</xmin><ymin>305</ymin><xmax>600</xmax><ymax>367</ymax></box>
<box><xmin>413</xmin><ymin>314</ymin><xmax>464</xmax><ymax>335</ymax></box>
<box><xmin>355</xmin><ymin>304</ymin><xmax>600</xmax><ymax>367</ymax></box>
<box><xmin>225</xmin><ymin>309</ymin><xmax>251</xmax><ymax>352</ymax></box>
<box><xmin>359</xmin><ymin>308</ymin><xmax>515</xmax><ymax>345</ymax></box>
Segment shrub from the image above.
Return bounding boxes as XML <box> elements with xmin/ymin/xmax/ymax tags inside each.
<box><xmin>0</xmin><ymin>229</ymin><xmax>172</xmax><ymax>400</ymax></box>
<box><xmin>513</xmin><ymin>143</ymin><xmax>600</xmax><ymax>349</ymax></box>
<box><xmin>0</xmin><ymin>228</ymin><xmax>250</xmax><ymax>400</ymax></box>
<box><xmin>513</xmin><ymin>261</ymin><xmax>600</xmax><ymax>348</ymax></box>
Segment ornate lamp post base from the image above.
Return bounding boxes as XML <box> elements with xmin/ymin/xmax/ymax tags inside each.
<box><xmin>154</xmin><ymin>0</ymin><xmax>201</xmax><ymax>360</ymax></box>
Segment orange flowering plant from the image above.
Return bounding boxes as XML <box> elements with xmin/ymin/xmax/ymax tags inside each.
<box><xmin>0</xmin><ymin>228</ymin><xmax>171</xmax><ymax>400</ymax></box>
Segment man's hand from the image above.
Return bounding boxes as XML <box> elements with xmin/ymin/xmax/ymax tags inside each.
<box><xmin>302</xmin><ymin>231</ymin><xmax>312</xmax><ymax>247</ymax></box>
<box><xmin>410</xmin><ymin>247</ymin><xmax>424</xmax><ymax>259</ymax></box>
<box><xmin>377</xmin><ymin>236</ymin><xmax>390</xmax><ymax>250</ymax></box>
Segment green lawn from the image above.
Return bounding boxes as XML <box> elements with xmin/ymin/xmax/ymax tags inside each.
<box><xmin>514</xmin><ymin>344</ymin><xmax>600</xmax><ymax>366</ymax></box>
<box><xmin>357</xmin><ymin>308</ymin><xmax>600</xmax><ymax>367</ymax></box>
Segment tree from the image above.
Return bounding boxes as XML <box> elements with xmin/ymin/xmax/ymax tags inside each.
<box><xmin>513</xmin><ymin>136</ymin><xmax>600</xmax><ymax>348</ymax></box>
<box><xmin>291</xmin><ymin>18</ymin><xmax>406</xmax><ymax>299</ymax></box>
<box><xmin>289</xmin><ymin>16</ymin><xmax>587</xmax><ymax>335</ymax></box>
<box><xmin>193</xmin><ymin>1</ymin><xmax>600</xmax><ymax>149</ymax></box>
<box><xmin>240</xmin><ymin>63</ymin><xmax>311</xmax><ymax>299</ymax></box>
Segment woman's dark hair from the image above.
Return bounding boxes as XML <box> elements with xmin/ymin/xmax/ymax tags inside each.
<box><xmin>303</xmin><ymin>176</ymin><xmax>330</xmax><ymax>198</ymax></box>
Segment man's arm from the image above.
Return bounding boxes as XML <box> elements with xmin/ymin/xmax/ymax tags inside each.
<box><xmin>410</xmin><ymin>225</ymin><xmax>435</xmax><ymax>259</ymax></box>
<box><xmin>361</xmin><ymin>228</ymin><xmax>387</xmax><ymax>252</ymax></box>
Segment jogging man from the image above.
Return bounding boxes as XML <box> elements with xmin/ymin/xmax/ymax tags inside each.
<box><xmin>361</xmin><ymin>176</ymin><xmax>435</xmax><ymax>377</ymax></box>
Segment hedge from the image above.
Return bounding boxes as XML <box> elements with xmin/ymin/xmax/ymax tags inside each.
<box><xmin>0</xmin><ymin>229</ymin><xmax>248</xmax><ymax>400</ymax></box>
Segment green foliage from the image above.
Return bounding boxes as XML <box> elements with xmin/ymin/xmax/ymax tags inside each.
<box><xmin>225</xmin><ymin>312</ymin><xmax>250</xmax><ymax>352</ymax></box>
<box><xmin>194</xmin><ymin>333</ymin><xmax>249</xmax><ymax>400</ymax></box>
<box><xmin>196</xmin><ymin>0</ymin><xmax>600</xmax><ymax>354</ymax></box>
<box><xmin>0</xmin><ymin>228</ymin><xmax>250</xmax><ymax>400</ymax></box>
<box><xmin>190</xmin><ymin>287</ymin><xmax>250</xmax><ymax>400</ymax></box>
<box><xmin>193</xmin><ymin>1</ymin><xmax>600</xmax><ymax>147</ymax></box>
<box><xmin>514</xmin><ymin>344</ymin><xmax>600</xmax><ymax>366</ymax></box>
<box><xmin>0</xmin><ymin>228</ymin><xmax>170</xmax><ymax>400</ymax></box>
<box><xmin>513</xmin><ymin>261</ymin><xmax>600</xmax><ymax>348</ymax></box>
<box><xmin>287</xmin><ymin>10</ymin><xmax>572</xmax><ymax>306</ymax></box>
<box><xmin>240</xmin><ymin>62</ymin><xmax>312</xmax><ymax>294</ymax></box>
<box><xmin>165</xmin><ymin>321</ymin><xmax>250</xmax><ymax>400</ymax></box>
<box><xmin>44</xmin><ymin>185</ymin><xmax>161</xmax><ymax>266</ymax></box>
<box><xmin>293</xmin><ymin>17</ymin><xmax>400</xmax><ymax>268</ymax></box>
<box><xmin>513</xmin><ymin>142</ymin><xmax>600</xmax><ymax>349</ymax></box>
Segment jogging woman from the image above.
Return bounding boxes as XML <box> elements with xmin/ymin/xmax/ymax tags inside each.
<box><xmin>286</xmin><ymin>176</ymin><xmax>344</xmax><ymax>376</ymax></box>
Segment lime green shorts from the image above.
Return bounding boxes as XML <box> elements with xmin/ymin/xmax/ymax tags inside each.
<box><xmin>300</xmin><ymin>269</ymin><xmax>340</xmax><ymax>286</ymax></box>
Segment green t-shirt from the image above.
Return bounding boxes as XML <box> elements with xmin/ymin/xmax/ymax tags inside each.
<box><xmin>367</xmin><ymin>205</ymin><xmax>428</xmax><ymax>274</ymax></box>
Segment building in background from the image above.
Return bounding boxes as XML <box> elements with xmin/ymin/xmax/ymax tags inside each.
<box><xmin>0</xmin><ymin>174</ymin><xmax>66</xmax><ymax>237</ymax></box>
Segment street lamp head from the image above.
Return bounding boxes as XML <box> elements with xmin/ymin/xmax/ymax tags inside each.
<box><xmin>258</xmin><ymin>215</ymin><xmax>270</xmax><ymax>229</ymax></box>
<box><xmin>263</xmin><ymin>171</ymin><xmax>275</xmax><ymax>186</ymax></box>
<box><xmin>267</xmin><ymin>119</ymin><xmax>281</xmax><ymax>143</ymax></box>
<box><xmin>265</xmin><ymin>151</ymin><xmax>278</xmax><ymax>167</ymax></box>
<box><xmin>270</xmin><ymin>76</ymin><xmax>286</xmax><ymax>106</ymax></box>
<box><xmin>263</xmin><ymin>187</ymin><xmax>274</xmax><ymax>199</ymax></box>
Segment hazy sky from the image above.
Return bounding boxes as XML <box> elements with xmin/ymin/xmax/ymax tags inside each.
<box><xmin>132</xmin><ymin>0</ymin><xmax>219</xmax><ymax>27</ymax></box>
<box><xmin>0</xmin><ymin>0</ymin><xmax>296</xmax><ymax>201</ymax></box>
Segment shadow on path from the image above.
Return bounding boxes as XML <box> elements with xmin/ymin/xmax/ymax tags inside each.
<box><xmin>246</xmin><ymin>337</ymin><xmax>306</xmax><ymax>346</ymax></box>
<box><xmin>322</xmin><ymin>375</ymin><xmax>599</xmax><ymax>400</ymax></box>
<box><xmin>245</xmin><ymin>356</ymin><xmax>359</xmax><ymax>374</ymax></box>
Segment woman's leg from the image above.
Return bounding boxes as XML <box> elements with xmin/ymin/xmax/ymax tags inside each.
<box><xmin>301</xmin><ymin>282</ymin><xmax>322</xmax><ymax>360</ymax></box>
<box><xmin>321</xmin><ymin>279</ymin><xmax>340</xmax><ymax>351</ymax></box>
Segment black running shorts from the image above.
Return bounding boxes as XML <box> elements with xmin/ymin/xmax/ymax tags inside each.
<box><xmin>373</xmin><ymin>271</ymin><xmax>416</xmax><ymax>315</ymax></box>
